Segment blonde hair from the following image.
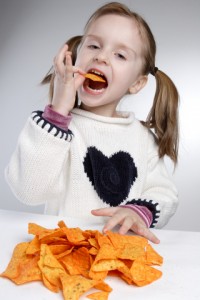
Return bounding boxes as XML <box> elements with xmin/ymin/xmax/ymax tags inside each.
<box><xmin>41</xmin><ymin>2</ymin><xmax>179</xmax><ymax>164</ymax></box>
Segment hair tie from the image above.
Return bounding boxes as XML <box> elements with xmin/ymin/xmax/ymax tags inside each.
<box><xmin>150</xmin><ymin>67</ymin><xmax>158</xmax><ymax>76</ymax></box>
<box><xmin>154</xmin><ymin>67</ymin><xmax>158</xmax><ymax>74</ymax></box>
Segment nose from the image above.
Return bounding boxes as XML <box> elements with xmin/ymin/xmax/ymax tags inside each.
<box><xmin>93</xmin><ymin>50</ymin><xmax>110</xmax><ymax>65</ymax></box>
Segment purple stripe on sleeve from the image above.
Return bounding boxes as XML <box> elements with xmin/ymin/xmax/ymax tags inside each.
<box><xmin>42</xmin><ymin>105</ymin><xmax>72</xmax><ymax>130</ymax></box>
<box><xmin>120</xmin><ymin>204</ymin><xmax>153</xmax><ymax>228</ymax></box>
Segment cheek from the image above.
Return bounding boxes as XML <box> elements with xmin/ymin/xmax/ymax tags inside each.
<box><xmin>115</xmin><ymin>66</ymin><xmax>136</xmax><ymax>85</ymax></box>
<box><xmin>75</xmin><ymin>46</ymin><xmax>90</xmax><ymax>67</ymax></box>
<box><xmin>126</xmin><ymin>65</ymin><xmax>142</xmax><ymax>83</ymax></box>
<box><xmin>75</xmin><ymin>55</ymin><xmax>81</xmax><ymax>67</ymax></box>
<box><xmin>75</xmin><ymin>47</ymin><xmax>84</xmax><ymax>66</ymax></box>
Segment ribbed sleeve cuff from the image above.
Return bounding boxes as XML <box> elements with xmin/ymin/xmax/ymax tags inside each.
<box><xmin>120</xmin><ymin>204</ymin><xmax>153</xmax><ymax>228</ymax></box>
<box><xmin>124</xmin><ymin>199</ymin><xmax>160</xmax><ymax>228</ymax></box>
<box><xmin>42</xmin><ymin>105</ymin><xmax>72</xmax><ymax>130</ymax></box>
<box><xmin>32</xmin><ymin>110</ymin><xmax>73</xmax><ymax>141</ymax></box>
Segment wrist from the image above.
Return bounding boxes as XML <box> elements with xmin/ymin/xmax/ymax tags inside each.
<box><xmin>120</xmin><ymin>204</ymin><xmax>153</xmax><ymax>228</ymax></box>
<box><xmin>42</xmin><ymin>105</ymin><xmax>72</xmax><ymax>130</ymax></box>
<box><xmin>50</xmin><ymin>104</ymin><xmax>71</xmax><ymax>117</ymax></box>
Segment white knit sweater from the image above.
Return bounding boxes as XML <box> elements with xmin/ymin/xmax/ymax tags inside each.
<box><xmin>6</xmin><ymin>108</ymin><xmax>178</xmax><ymax>228</ymax></box>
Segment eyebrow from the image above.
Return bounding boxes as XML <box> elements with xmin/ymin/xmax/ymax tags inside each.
<box><xmin>84</xmin><ymin>34</ymin><xmax>137</xmax><ymax>56</ymax></box>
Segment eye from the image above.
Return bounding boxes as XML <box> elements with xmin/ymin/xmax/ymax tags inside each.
<box><xmin>115</xmin><ymin>53</ymin><xmax>126</xmax><ymax>60</ymax></box>
<box><xmin>88</xmin><ymin>44</ymin><xmax>100</xmax><ymax>50</ymax></box>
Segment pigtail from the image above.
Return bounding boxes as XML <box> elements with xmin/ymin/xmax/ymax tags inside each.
<box><xmin>40</xmin><ymin>35</ymin><xmax>83</xmax><ymax>105</ymax></box>
<box><xmin>144</xmin><ymin>69</ymin><xmax>179</xmax><ymax>164</ymax></box>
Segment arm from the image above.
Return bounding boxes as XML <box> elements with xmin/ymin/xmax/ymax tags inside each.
<box><xmin>92</xmin><ymin>131</ymin><xmax>178</xmax><ymax>243</ymax></box>
<box><xmin>51</xmin><ymin>44</ymin><xmax>85</xmax><ymax>116</ymax></box>
<box><xmin>5</xmin><ymin>44</ymin><xmax>85</xmax><ymax>208</ymax></box>
<box><xmin>42</xmin><ymin>104</ymin><xmax>72</xmax><ymax>130</ymax></box>
<box><xmin>130</xmin><ymin>154</ymin><xmax>178</xmax><ymax>229</ymax></box>
<box><xmin>5</xmin><ymin>111</ymin><xmax>73</xmax><ymax>208</ymax></box>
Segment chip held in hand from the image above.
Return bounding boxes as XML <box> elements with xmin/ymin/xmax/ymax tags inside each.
<box><xmin>0</xmin><ymin>221</ymin><xmax>163</xmax><ymax>299</ymax></box>
<box><xmin>85</xmin><ymin>73</ymin><xmax>106</xmax><ymax>82</ymax></box>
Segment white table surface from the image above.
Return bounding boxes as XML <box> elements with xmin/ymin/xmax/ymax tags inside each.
<box><xmin>0</xmin><ymin>209</ymin><xmax>199</xmax><ymax>300</ymax></box>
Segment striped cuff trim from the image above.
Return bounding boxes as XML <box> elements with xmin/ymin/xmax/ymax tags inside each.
<box><xmin>31</xmin><ymin>111</ymin><xmax>73</xmax><ymax>142</ymax></box>
<box><xmin>120</xmin><ymin>204</ymin><xmax>152</xmax><ymax>228</ymax></box>
<box><xmin>125</xmin><ymin>199</ymin><xmax>160</xmax><ymax>228</ymax></box>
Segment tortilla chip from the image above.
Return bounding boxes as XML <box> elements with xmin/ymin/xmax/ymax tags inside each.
<box><xmin>55</xmin><ymin>247</ymin><xmax>74</xmax><ymax>259</ymax></box>
<box><xmin>89</xmin><ymin>238</ymin><xmax>99</xmax><ymax>249</ymax></box>
<box><xmin>89</xmin><ymin>269</ymin><xmax>108</xmax><ymax>281</ymax></box>
<box><xmin>130</xmin><ymin>258</ymin><xmax>162</xmax><ymax>286</ymax></box>
<box><xmin>14</xmin><ymin>255</ymin><xmax>41</xmax><ymax>284</ymax></box>
<box><xmin>59</xmin><ymin>252</ymin><xmax>80</xmax><ymax>276</ymax></box>
<box><xmin>94</xmin><ymin>281</ymin><xmax>112</xmax><ymax>292</ymax></box>
<box><xmin>106</xmin><ymin>231</ymin><xmax>148</xmax><ymax>248</ymax></box>
<box><xmin>58</xmin><ymin>220</ymin><xmax>68</xmax><ymax>228</ymax></box>
<box><xmin>0</xmin><ymin>242</ymin><xmax>29</xmax><ymax>280</ymax></box>
<box><xmin>96</xmin><ymin>232</ymin><xmax>112</xmax><ymax>247</ymax></box>
<box><xmin>38</xmin><ymin>244</ymin><xmax>66</xmax><ymax>291</ymax></box>
<box><xmin>26</xmin><ymin>236</ymin><xmax>40</xmax><ymax>255</ymax></box>
<box><xmin>89</xmin><ymin>247</ymin><xmax>99</xmax><ymax>256</ymax></box>
<box><xmin>28</xmin><ymin>223</ymin><xmax>49</xmax><ymax>236</ymax></box>
<box><xmin>39</xmin><ymin>229</ymin><xmax>65</xmax><ymax>243</ymax></box>
<box><xmin>60</xmin><ymin>273</ymin><xmax>97</xmax><ymax>300</ymax></box>
<box><xmin>1</xmin><ymin>220</ymin><xmax>163</xmax><ymax>299</ymax></box>
<box><xmin>49</xmin><ymin>244</ymin><xmax>72</xmax><ymax>256</ymax></box>
<box><xmin>117</xmin><ymin>243</ymin><xmax>145</xmax><ymax>260</ymax></box>
<box><xmin>87</xmin><ymin>291</ymin><xmax>110</xmax><ymax>300</ymax></box>
<box><xmin>0</xmin><ymin>242</ymin><xmax>41</xmax><ymax>285</ymax></box>
<box><xmin>72</xmin><ymin>247</ymin><xmax>91</xmax><ymax>278</ymax></box>
<box><xmin>85</xmin><ymin>73</ymin><xmax>106</xmax><ymax>82</ymax></box>
<box><xmin>92</xmin><ymin>259</ymin><xmax>126</xmax><ymax>272</ymax></box>
<box><xmin>146</xmin><ymin>244</ymin><xmax>163</xmax><ymax>265</ymax></box>
<box><xmin>62</xmin><ymin>227</ymin><xmax>87</xmax><ymax>245</ymax></box>
<box><xmin>93</xmin><ymin>244</ymin><xmax>117</xmax><ymax>264</ymax></box>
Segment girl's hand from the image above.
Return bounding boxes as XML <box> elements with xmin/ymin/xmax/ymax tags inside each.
<box><xmin>91</xmin><ymin>207</ymin><xmax>160</xmax><ymax>244</ymax></box>
<box><xmin>52</xmin><ymin>44</ymin><xmax>85</xmax><ymax>116</ymax></box>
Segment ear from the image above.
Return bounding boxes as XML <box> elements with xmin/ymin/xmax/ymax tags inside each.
<box><xmin>129</xmin><ymin>75</ymin><xmax>148</xmax><ymax>94</ymax></box>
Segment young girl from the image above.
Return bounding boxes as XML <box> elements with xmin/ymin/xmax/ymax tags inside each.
<box><xmin>6</xmin><ymin>2</ymin><xmax>179</xmax><ymax>244</ymax></box>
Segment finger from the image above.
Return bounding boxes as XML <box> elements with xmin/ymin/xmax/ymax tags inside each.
<box><xmin>74</xmin><ymin>75</ymin><xmax>85</xmax><ymax>90</ymax></box>
<box><xmin>54</xmin><ymin>44</ymin><xmax>69</xmax><ymax>75</ymax></box>
<box><xmin>103</xmin><ymin>212</ymin><xmax>125</xmax><ymax>233</ymax></box>
<box><xmin>91</xmin><ymin>207</ymin><xmax>117</xmax><ymax>217</ymax></box>
<box><xmin>73</xmin><ymin>66</ymin><xmax>86</xmax><ymax>76</ymax></box>
<box><xmin>118</xmin><ymin>216</ymin><xmax>133</xmax><ymax>235</ymax></box>
<box><xmin>63</xmin><ymin>52</ymin><xmax>73</xmax><ymax>82</ymax></box>
<box><xmin>72</xmin><ymin>66</ymin><xmax>86</xmax><ymax>90</ymax></box>
<box><xmin>133</xmin><ymin>224</ymin><xmax>160</xmax><ymax>244</ymax></box>
<box><xmin>91</xmin><ymin>207</ymin><xmax>119</xmax><ymax>234</ymax></box>
<box><xmin>143</xmin><ymin>229</ymin><xmax>160</xmax><ymax>244</ymax></box>
<box><xmin>55</xmin><ymin>44</ymin><xmax>69</xmax><ymax>65</ymax></box>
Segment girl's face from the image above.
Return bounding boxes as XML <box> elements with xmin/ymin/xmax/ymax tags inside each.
<box><xmin>76</xmin><ymin>14</ymin><xmax>147</xmax><ymax>116</ymax></box>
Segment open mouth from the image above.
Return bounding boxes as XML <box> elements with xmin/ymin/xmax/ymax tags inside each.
<box><xmin>83</xmin><ymin>69</ymin><xmax>108</xmax><ymax>94</ymax></box>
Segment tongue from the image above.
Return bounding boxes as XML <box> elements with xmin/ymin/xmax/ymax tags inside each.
<box><xmin>88</xmin><ymin>79</ymin><xmax>107</xmax><ymax>90</ymax></box>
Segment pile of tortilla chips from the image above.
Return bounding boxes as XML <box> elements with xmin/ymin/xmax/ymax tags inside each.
<box><xmin>0</xmin><ymin>221</ymin><xmax>163</xmax><ymax>299</ymax></box>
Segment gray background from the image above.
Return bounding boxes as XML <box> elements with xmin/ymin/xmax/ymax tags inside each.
<box><xmin>0</xmin><ymin>0</ymin><xmax>199</xmax><ymax>231</ymax></box>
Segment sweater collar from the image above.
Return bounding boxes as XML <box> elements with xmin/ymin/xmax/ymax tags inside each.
<box><xmin>72</xmin><ymin>108</ymin><xmax>135</xmax><ymax>125</ymax></box>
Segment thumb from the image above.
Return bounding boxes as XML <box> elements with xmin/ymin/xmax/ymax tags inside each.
<box><xmin>74</xmin><ymin>74</ymin><xmax>85</xmax><ymax>90</ymax></box>
<box><xmin>73</xmin><ymin>67</ymin><xmax>86</xmax><ymax>90</ymax></box>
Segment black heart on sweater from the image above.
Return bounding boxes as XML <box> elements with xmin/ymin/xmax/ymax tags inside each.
<box><xmin>83</xmin><ymin>146</ymin><xmax>138</xmax><ymax>206</ymax></box>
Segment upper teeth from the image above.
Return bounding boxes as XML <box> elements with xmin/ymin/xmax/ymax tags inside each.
<box><xmin>91</xmin><ymin>70</ymin><xmax>103</xmax><ymax>76</ymax></box>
